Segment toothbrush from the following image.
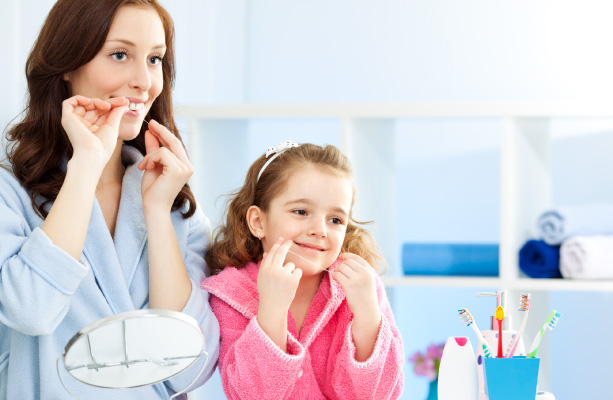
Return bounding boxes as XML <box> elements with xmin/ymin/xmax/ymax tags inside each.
<box><xmin>495</xmin><ymin>306</ymin><xmax>504</xmax><ymax>358</ymax></box>
<box><xmin>505</xmin><ymin>293</ymin><xmax>531</xmax><ymax>358</ymax></box>
<box><xmin>458</xmin><ymin>308</ymin><xmax>494</xmax><ymax>358</ymax></box>
<box><xmin>526</xmin><ymin>310</ymin><xmax>561</xmax><ymax>358</ymax></box>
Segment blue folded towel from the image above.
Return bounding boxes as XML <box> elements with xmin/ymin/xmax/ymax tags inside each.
<box><xmin>519</xmin><ymin>240</ymin><xmax>561</xmax><ymax>278</ymax></box>
<box><xmin>537</xmin><ymin>204</ymin><xmax>613</xmax><ymax>245</ymax></box>
<box><xmin>402</xmin><ymin>243</ymin><xmax>499</xmax><ymax>276</ymax></box>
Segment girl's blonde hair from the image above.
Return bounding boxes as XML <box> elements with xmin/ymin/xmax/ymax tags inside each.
<box><xmin>205</xmin><ymin>143</ymin><xmax>385</xmax><ymax>275</ymax></box>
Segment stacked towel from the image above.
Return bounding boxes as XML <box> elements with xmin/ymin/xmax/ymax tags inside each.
<box><xmin>560</xmin><ymin>235</ymin><xmax>613</xmax><ymax>279</ymax></box>
<box><xmin>537</xmin><ymin>204</ymin><xmax>613</xmax><ymax>245</ymax></box>
<box><xmin>519</xmin><ymin>240</ymin><xmax>562</xmax><ymax>278</ymax></box>
<box><xmin>402</xmin><ymin>243</ymin><xmax>499</xmax><ymax>276</ymax></box>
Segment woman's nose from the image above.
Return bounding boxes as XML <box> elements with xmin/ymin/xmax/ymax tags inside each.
<box><xmin>129</xmin><ymin>60</ymin><xmax>152</xmax><ymax>92</ymax></box>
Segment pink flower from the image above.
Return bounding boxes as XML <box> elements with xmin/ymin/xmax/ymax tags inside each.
<box><xmin>408</xmin><ymin>351</ymin><xmax>423</xmax><ymax>364</ymax></box>
<box><xmin>408</xmin><ymin>342</ymin><xmax>446</xmax><ymax>382</ymax></box>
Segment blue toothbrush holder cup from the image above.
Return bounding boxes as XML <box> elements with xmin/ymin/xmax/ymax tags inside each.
<box><xmin>483</xmin><ymin>356</ymin><xmax>540</xmax><ymax>400</ymax></box>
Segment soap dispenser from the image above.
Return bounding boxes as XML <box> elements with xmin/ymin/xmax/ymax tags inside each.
<box><xmin>474</xmin><ymin>291</ymin><xmax>526</xmax><ymax>400</ymax></box>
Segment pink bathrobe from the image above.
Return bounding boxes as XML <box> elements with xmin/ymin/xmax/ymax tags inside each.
<box><xmin>201</xmin><ymin>260</ymin><xmax>404</xmax><ymax>400</ymax></box>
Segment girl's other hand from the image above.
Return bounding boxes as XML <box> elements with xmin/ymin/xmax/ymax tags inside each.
<box><xmin>333</xmin><ymin>253</ymin><xmax>380</xmax><ymax>319</ymax></box>
<box><xmin>137</xmin><ymin>119</ymin><xmax>193</xmax><ymax>212</ymax></box>
<box><xmin>257</xmin><ymin>239</ymin><xmax>302</xmax><ymax>314</ymax></box>
<box><xmin>61</xmin><ymin>95</ymin><xmax>128</xmax><ymax>168</ymax></box>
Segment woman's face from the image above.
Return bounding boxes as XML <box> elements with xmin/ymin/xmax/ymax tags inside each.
<box><xmin>65</xmin><ymin>6</ymin><xmax>166</xmax><ymax>141</ymax></box>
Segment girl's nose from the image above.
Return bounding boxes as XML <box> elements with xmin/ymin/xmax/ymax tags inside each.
<box><xmin>308</xmin><ymin>218</ymin><xmax>327</xmax><ymax>238</ymax></box>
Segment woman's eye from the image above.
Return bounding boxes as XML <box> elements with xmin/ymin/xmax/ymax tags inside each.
<box><xmin>110</xmin><ymin>51</ymin><xmax>127</xmax><ymax>61</ymax></box>
<box><xmin>293</xmin><ymin>209</ymin><xmax>307</xmax><ymax>216</ymax></box>
<box><xmin>149</xmin><ymin>55</ymin><xmax>163</xmax><ymax>65</ymax></box>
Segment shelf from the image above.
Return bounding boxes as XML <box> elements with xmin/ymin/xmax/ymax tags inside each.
<box><xmin>175</xmin><ymin>102</ymin><xmax>613</xmax><ymax>119</ymax></box>
<box><xmin>382</xmin><ymin>276</ymin><xmax>613</xmax><ymax>292</ymax></box>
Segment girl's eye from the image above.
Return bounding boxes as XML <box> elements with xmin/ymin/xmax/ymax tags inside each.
<box><xmin>149</xmin><ymin>55</ymin><xmax>163</xmax><ymax>65</ymax></box>
<box><xmin>329</xmin><ymin>217</ymin><xmax>344</xmax><ymax>225</ymax></box>
<box><xmin>292</xmin><ymin>209</ymin><xmax>307</xmax><ymax>216</ymax></box>
<box><xmin>110</xmin><ymin>51</ymin><xmax>128</xmax><ymax>61</ymax></box>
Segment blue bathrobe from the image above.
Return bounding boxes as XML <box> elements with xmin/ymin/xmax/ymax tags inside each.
<box><xmin>0</xmin><ymin>146</ymin><xmax>220</xmax><ymax>399</ymax></box>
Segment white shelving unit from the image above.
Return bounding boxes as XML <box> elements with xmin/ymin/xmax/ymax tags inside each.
<box><xmin>176</xmin><ymin>102</ymin><xmax>613</xmax><ymax>394</ymax></box>
<box><xmin>176</xmin><ymin>102</ymin><xmax>613</xmax><ymax>289</ymax></box>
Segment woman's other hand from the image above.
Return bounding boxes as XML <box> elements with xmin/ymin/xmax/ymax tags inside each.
<box><xmin>137</xmin><ymin>119</ymin><xmax>193</xmax><ymax>212</ymax></box>
<box><xmin>61</xmin><ymin>95</ymin><xmax>128</xmax><ymax>169</ymax></box>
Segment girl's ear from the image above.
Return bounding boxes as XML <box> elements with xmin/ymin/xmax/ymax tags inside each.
<box><xmin>62</xmin><ymin>72</ymin><xmax>72</xmax><ymax>81</ymax></box>
<box><xmin>246</xmin><ymin>205</ymin><xmax>265</xmax><ymax>239</ymax></box>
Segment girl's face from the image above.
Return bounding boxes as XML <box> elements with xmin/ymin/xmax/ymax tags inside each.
<box><xmin>65</xmin><ymin>6</ymin><xmax>165</xmax><ymax>141</ymax></box>
<box><xmin>260</xmin><ymin>165</ymin><xmax>353</xmax><ymax>275</ymax></box>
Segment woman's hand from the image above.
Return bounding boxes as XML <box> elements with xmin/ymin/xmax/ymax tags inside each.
<box><xmin>256</xmin><ymin>238</ymin><xmax>302</xmax><ymax>351</ymax></box>
<box><xmin>61</xmin><ymin>95</ymin><xmax>128</xmax><ymax>168</ymax></box>
<box><xmin>137</xmin><ymin>119</ymin><xmax>193</xmax><ymax>212</ymax></box>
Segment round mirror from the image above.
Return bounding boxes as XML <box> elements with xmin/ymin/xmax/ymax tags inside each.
<box><xmin>58</xmin><ymin>309</ymin><xmax>206</xmax><ymax>395</ymax></box>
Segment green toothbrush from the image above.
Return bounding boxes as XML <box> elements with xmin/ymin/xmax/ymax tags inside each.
<box><xmin>526</xmin><ymin>310</ymin><xmax>561</xmax><ymax>358</ymax></box>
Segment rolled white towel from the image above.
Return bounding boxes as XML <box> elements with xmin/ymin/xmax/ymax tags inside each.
<box><xmin>537</xmin><ymin>204</ymin><xmax>613</xmax><ymax>245</ymax></box>
<box><xmin>560</xmin><ymin>235</ymin><xmax>613</xmax><ymax>279</ymax></box>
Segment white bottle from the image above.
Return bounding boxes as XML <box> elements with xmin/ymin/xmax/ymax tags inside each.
<box><xmin>438</xmin><ymin>336</ymin><xmax>478</xmax><ymax>400</ymax></box>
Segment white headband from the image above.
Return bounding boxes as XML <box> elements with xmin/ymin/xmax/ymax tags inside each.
<box><xmin>256</xmin><ymin>140</ymin><xmax>300</xmax><ymax>183</ymax></box>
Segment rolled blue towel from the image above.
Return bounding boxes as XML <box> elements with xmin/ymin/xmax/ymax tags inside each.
<box><xmin>519</xmin><ymin>240</ymin><xmax>561</xmax><ymax>278</ymax></box>
<box><xmin>537</xmin><ymin>204</ymin><xmax>613</xmax><ymax>245</ymax></box>
<box><xmin>402</xmin><ymin>243</ymin><xmax>498</xmax><ymax>276</ymax></box>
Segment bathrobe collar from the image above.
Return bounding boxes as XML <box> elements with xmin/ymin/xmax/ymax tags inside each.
<box><xmin>203</xmin><ymin>259</ymin><xmax>346</xmax><ymax>348</ymax></box>
<box><xmin>81</xmin><ymin>145</ymin><xmax>147</xmax><ymax>314</ymax></box>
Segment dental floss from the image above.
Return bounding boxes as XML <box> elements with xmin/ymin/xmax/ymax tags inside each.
<box><xmin>287</xmin><ymin>250</ymin><xmax>330</xmax><ymax>273</ymax></box>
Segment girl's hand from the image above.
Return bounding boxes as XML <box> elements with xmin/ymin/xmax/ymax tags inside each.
<box><xmin>257</xmin><ymin>239</ymin><xmax>302</xmax><ymax>314</ymax></box>
<box><xmin>61</xmin><ymin>95</ymin><xmax>128</xmax><ymax>168</ymax></box>
<box><xmin>333</xmin><ymin>253</ymin><xmax>380</xmax><ymax>319</ymax></box>
<box><xmin>333</xmin><ymin>253</ymin><xmax>382</xmax><ymax>362</ymax></box>
<box><xmin>137</xmin><ymin>119</ymin><xmax>193</xmax><ymax>211</ymax></box>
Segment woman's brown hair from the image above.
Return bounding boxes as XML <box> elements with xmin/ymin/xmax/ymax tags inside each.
<box><xmin>4</xmin><ymin>0</ymin><xmax>196</xmax><ymax>218</ymax></box>
<box><xmin>205</xmin><ymin>143</ymin><xmax>385</xmax><ymax>275</ymax></box>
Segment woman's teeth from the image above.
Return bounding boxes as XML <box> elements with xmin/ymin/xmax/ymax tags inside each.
<box><xmin>129</xmin><ymin>102</ymin><xmax>144</xmax><ymax>111</ymax></box>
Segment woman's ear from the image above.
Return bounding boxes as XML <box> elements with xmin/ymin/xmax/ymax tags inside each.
<box><xmin>62</xmin><ymin>72</ymin><xmax>71</xmax><ymax>81</ymax></box>
<box><xmin>246</xmin><ymin>205</ymin><xmax>265</xmax><ymax>239</ymax></box>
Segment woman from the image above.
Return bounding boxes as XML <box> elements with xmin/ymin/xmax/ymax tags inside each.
<box><xmin>0</xmin><ymin>0</ymin><xmax>219</xmax><ymax>398</ymax></box>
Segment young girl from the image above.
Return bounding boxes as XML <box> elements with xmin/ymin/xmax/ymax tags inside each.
<box><xmin>202</xmin><ymin>141</ymin><xmax>404</xmax><ymax>399</ymax></box>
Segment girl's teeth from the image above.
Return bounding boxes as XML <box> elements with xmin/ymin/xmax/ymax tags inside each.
<box><xmin>129</xmin><ymin>102</ymin><xmax>144</xmax><ymax>111</ymax></box>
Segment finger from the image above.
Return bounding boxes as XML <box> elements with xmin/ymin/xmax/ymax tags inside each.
<box><xmin>338</xmin><ymin>252</ymin><xmax>367</xmax><ymax>264</ymax></box>
<box><xmin>271</xmin><ymin>239</ymin><xmax>292</xmax><ymax>268</ymax></box>
<box><xmin>144</xmin><ymin>130</ymin><xmax>160</xmax><ymax>155</ymax></box>
<box><xmin>91</xmin><ymin>98</ymin><xmax>112</xmax><ymax>112</ymax></box>
<box><xmin>332</xmin><ymin>270</ymin><xmax>348</xmax><ymax>285</ymax></box>
<box><xmin>339</xmin><ymin>259</ymin><xmax>365</xmax><ymax>273</ymax></box>
<box><xmin>62</xmin><ymin>95</ymin><xmax>92</xmax><ymax>115</ymax></box>
<box><xmin>148</xmin><ymin>119</ymin><xmax>190</xmax><ymax>163</ymax></box>
<box><xmin>291</xmin><ymin>267</ymin><xmax>302</xmax><ymax>281</ymax></box>
<box><xmin>335</xmin><ymin>263</ymin><xmax>357</xmax><ymax>279</ymax></box>
<box><xmin>106</xmin><ymin>97</ymin><xmax>129</xmax><ymax>108</ymax></box>
<box><xmin>140</xmin><ymin>148</ymin><xmax>182</xmax><ymax>173</ymax></box>
<box><xmin>260</xmin><ymin>242</ymin><xmax>281</xmax><ymax>270</ymax></box>
<box><xmin>283</xmin><ymin>262</ymin><xmax>296</xmax><ymax>273</ymax></box>
<box><xmin>104</xmin><ymin>104</ymin><xmax>129</xmax><ymax>130</ymax></box>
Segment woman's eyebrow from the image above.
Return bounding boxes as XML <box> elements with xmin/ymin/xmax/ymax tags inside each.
<box><xmin>106</xmin><ymin>39</ymin><xmax>166</xmax><ymax>50</ymax></box>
